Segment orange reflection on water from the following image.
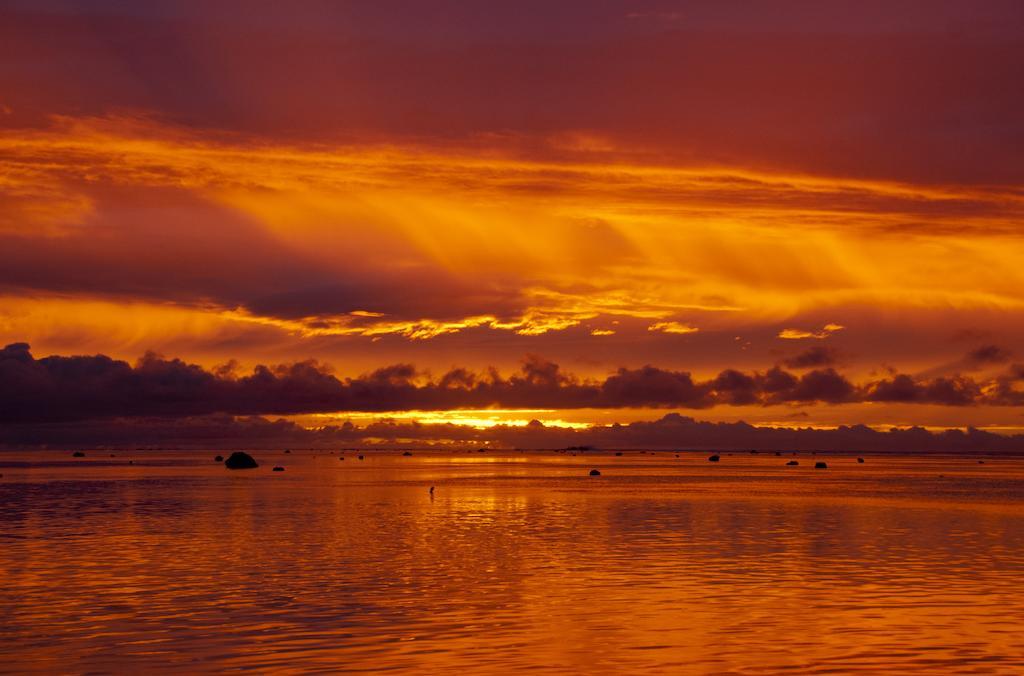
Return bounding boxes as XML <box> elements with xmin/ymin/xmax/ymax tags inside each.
<box><xmin>1</xmin><ymin>450</ymin><xmax>1023</xmax><ymax>672</ymax></box>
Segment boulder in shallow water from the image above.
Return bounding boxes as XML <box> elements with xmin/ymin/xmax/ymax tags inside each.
<box><xmin>284</xmin><ymin>449</ymin><xmax>291</xmax><ymax>454</ymax></box>
<box><xmin>815</xmin><ymin>461</ymin><xmax>828</xmax><ymax>469</ymax></box>
<box><xmin>786</xmin><ymin>460</ymin><xmax>799</xmax><ymax>466</ymax></box>
<box><xmin>615</xmin><ymin>452</ymin><xmax>623</xmax><ymax>456</ymax></box>
<box><xmin>214</xmin><ymin>455</ymin><xmax>223</xmax><ymax>462</ymax></box>
<box><xmin>589</xmin><ymin>469</ymin><xmax>601</xmax><ymax>476</ymax></box>
<box><xmin>708</xmin><ymin>454</ymin><xmax>720</xmax><ymax>462</ymax></box>
<box><xmin>402</xmin><ymin>451</ymin><xmax>413</xmax><ymax>456</ymax></box>
<box><xmin>358</xmin><ymin>455</ymin><xmax>364</xmax><ymax>460</ymax></box>
<box><xmin>224</xmin><ymin>451</ymin><xmax>259</xmax><ymax>469</ymax></box>
<box><xmin>857</xmin><ymin>457</ymin><xmax>865</xmax><ymax>463</ymax></box>
<box><xmin>272</xmin><ymin>466</ymin><xmax>285</xmax><ymax>472</ymax></box>
<box><xmin>72</xmin><ymin>451</ymin><xmax>85</xmax><ymax>458</ymax></box>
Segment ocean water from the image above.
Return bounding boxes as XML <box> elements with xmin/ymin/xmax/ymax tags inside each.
<box><xmin>1</xmin><ymin>449</ymin><xmax>1022</xmax><ymax>674</ymax></box>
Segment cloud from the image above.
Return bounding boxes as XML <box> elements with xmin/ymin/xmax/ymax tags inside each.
<box><xmin>917</xmin><ymin>344</ymin><xmax>1014</xmax><ymax>378</ymax></box>
<box><xmin>863</xmin><ymin>374</ymin><xmax>981</xmax><ymax>406</ymax></box>
<box><xmin>782</xmin><ymin>346</ymin><xmax>840</xmax><ymax>369</ymax></box>
<box><xmin>778</xmin><ymin>323</ymin><xmax>845</xmax><ymax>340</ymax></box>
<box><xmin>965</xmin><ymin>344</ymin><xmax>1012</xmax><ymax>367</ymax></box>
<box><xmin>5</xmin><ymin>343</ymin><xmax>1024</xmax><ymax>428</ymax></box>
<box><xmin>647</xmin><ymin>322</ymin><xmax>699</xmax><ymax>335</ymax></box>
<box><xmin>4</xmin><ymin>3</ymin><xmax>1024</xmax><ymax>185</ymax></box>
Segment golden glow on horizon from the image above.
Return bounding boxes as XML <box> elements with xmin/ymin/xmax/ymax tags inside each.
<box><xmin>308</xmin><ymin>409</ymin><xmax>591</xmax><ymax>430</ymax></box>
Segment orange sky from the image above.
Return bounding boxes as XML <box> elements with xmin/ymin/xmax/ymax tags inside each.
<box><xmin>3</xmin><ymin>1</ymin><xmax>1024</xmax><ymax>436</ymax></box>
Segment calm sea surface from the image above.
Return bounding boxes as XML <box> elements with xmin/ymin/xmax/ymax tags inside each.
<box><xmin>1</xmin><ymin>449</ymin><xmax>1023</xmax><ymax>674</ymax></box>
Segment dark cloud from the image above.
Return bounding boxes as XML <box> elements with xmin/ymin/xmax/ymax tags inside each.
<box><xmin>864</xmin><ymin>373</ymin><xmax>981</xmax><ymax>406</ymax></box>
<box><xmin>4</xmin><ymin>343</ymin><xmax>1024</xmax><ymax>429</ymax></box>
<box><xmin>965</xmin><ymin>344</ymin><xmax>1012</xmax><ymax>366</ymax></box>
<box><xmin>917</xmin><ymin>344</ymin><xmax>1013</xmax><ymax>379</ymax></box>
<box><xmin>782</xmin><ymin>346</ymin><xmax>840</xmax><ymax>369</ymax></box>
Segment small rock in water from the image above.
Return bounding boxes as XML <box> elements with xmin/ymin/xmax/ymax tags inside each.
<box><xmin>284</xmin><ymin>449</ymin><xmax>291</xmax><ymax>454</ymax></box>
<box><xmin>339</xmin><ymin>456</ymin><xmax>345</xmax><ymax>461</ymax></box>
<box><xmin>214</xmin><ymin>455</ymin><xmax>223</xmax><ymax>462</ymax></box>
<box><xmin>402</xmin><ymin>451</ymin><xmax>413</xmax><ymax>457</ymax></box>
<box><xmin>708</xmin><ymin>454</ymin><xmax>720</xmax><ymax>462</ymax></box>
<box><xmin>224</xmin><ymin>451</ymin><xmax>259</xmax><ymax>469</ymax></box>
<box><xmin>815</xmin><ymin>461</ymin><xmax>828</xmax><ymax>469</ymax></box>
<box><xmin>786</xmin><ymin>460</ymin><xmax>799</xmax><ymax>466</ymax></box>
<box><xmin>615</xmin><ymin>452</ymin><xmax>623</xmax><ymax>456</ymax></box>
<box><xmin>589</xmin><ymin>469</ymin><xmax>601</xmax><ymax>476</ymax></box>
<box><xmin>775</xmin><ymin>451</ymin><xmax>782</xmax><ymax>456</ymax></box>
<box><xmin>978</xmin><ymin>460</ymin><xmax>985</xmax><ymax>464</ymax></box>
<box><xmin>272</xmin><ymin>466</ymin><xmax>285</xmax><ymax>472</ymax></box>
<box><xmin>72</xmin><ymin>451</ymin><xmax>85</xmax><ymax>458</ymax></box>
<box><xmin>358</xmin><ymin>455</ymin><xmax>364</xmax><ymax>460</ymax></box>
<box><xmin>857</xmin><ymin>457</ymin><xmax>865</xmax><ymax>463</ymax></box>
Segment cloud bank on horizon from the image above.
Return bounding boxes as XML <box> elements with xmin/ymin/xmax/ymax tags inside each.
<box><xmin>2</xmin><ymin>1</ymin><xmax>1023</xmax><ymax>433</ymax></box>
<box><xmin>5</xmin><ymin>343</ymin><xmax>1024</xmax><ymax>447</ymax></box>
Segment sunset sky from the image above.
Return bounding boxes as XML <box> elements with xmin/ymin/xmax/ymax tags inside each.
<box><xmin>3</xmin><ymin>0</ymin><xmax>1024</xmax><ymax>444</ymax></box>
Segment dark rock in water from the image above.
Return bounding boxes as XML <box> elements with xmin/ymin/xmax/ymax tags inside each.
<box><xmin>72</xmin><ymin>451</ymin><xmax>85</xmax><ymax>458</ymax></box>
<box><xmin>775</xmin><ymin>451</ymin><xmax>782</xmax><ymax>456</ymax></box>
<box><xmin>708</xmin><ymin>454</ymin><xmax>720</xmax><ymax>462</ymax></box>
<box><xmin>272</xmin><ymin>466</ymin><xmax>285</xmax><ymax>472</ymax></box>
<box><xmin>109</xmin><ymin>454</ymin><xmax>116</xmax><ymax>457</ymax></box>
<box><xmin>284</xmin><ymin>449</ymin><xmax>291</xmax><ymax>454</ymax></box>
<box><xmin>339</xmin><ymin>456</ymin><xmax>345</xmax><ymax>461</ymax></box>
<box><xmin>978</xmin><ymin>460</ymin><xmax>985</xmax><ymax>464</ymax></box>
<box><xmin>403</xmin><ymin>451</ymin><xmax>413</xmax><ymax>456</ymax></box>
<box><xmin>128</xmin><ymin>460</ymin><xmax>133</xmax><ymax>465</ymax></box>
<box><xmin>358</xmin><ymin>455</ymin><xmax>364</xmax><ymax>460</ymax></box>
<box><xmin>615</xmin><ymin>452</ymin><xmax>623</xmax><ymax>456</ymax></box>
<box><xmin>857</xmin><ymin>457</ymin><xmax>865</xmax><ymax>463</ymax></box>
<box><xmin>786</xmin><ymin>460</ymin><xmax>799</xmax><ymax>466</ymax></box>
<box><xmin>589</xmin><ymin>469</ymin><xmax>601</xmax><ymax>476</ymax></box>
<box><xmin>815</xmin><ymin>461</ymin><xmax>828</xmax><ymax>469</ymax></box>
<box><xmin>224</xmin><ymin>451</ymin><xmax>259</xmax><ymax>469</ymax></box>
<box><xmin>214</xmin><ymin>455</ymin><xmax>223</xmax><ymax>462</ymax></box>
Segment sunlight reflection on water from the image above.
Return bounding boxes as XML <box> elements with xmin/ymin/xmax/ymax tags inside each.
<box><xmin>1</xmin><ymin>450</ymin><xmax>1023</xmax><ymax>673</ymax></box>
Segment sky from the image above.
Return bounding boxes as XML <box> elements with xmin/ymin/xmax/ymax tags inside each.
<box><xmin>3</xmin><ymin>1</ymin><xmax>1024</xmax><ymax>447</ymax></box>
